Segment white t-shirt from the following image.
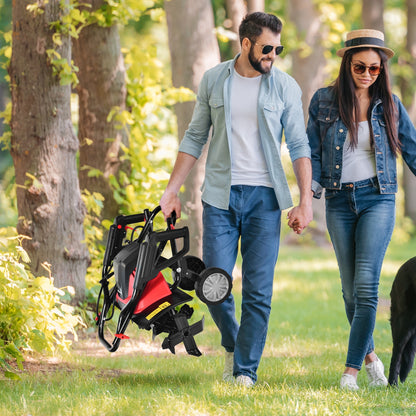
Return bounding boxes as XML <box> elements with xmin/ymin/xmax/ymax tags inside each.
<box><xmin>230</xmin><ymin>69</ymin><xmax>273</xmax><ymax>187</ymax></box>
<box><xmin>341</xmin><ymin>121</ymin><xmax>376</xmax><ymax>183</ymax></box>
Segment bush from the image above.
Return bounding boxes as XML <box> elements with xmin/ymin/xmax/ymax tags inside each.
<box><xmin>0</xmin><ymin>228</ymin><xmax>84</xmax><ymax>379</ymax></box>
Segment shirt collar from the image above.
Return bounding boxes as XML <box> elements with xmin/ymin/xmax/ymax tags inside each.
<box><xmin>228</xmin><ymin>53</ymin><xmax>273</xmax><ymax>79</ymax></box>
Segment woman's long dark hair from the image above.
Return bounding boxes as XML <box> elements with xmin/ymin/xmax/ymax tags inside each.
<box><xmin>331</xmin><ymin>47</ymin><xmax>400</xmax><ymax>156</ymax></box>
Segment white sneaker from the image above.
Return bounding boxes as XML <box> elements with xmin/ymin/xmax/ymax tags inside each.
<box><xmin>340</xmin><ymin>374</ymin><xmax>359</xmax><ymax>391</ymax></box>
<box><xmin>365</xmin><ymin>358</ymin><xmax>388</xmax><ymax>387</ymax></box>
<box><xmin>235</xmin><ymin>375</ymin><xmax>254</xmax><ymax>388</ymax></box>
<box><xmin>223</xmin><ymin>351</ymin><xmax>234</xmax><ymax>382</ymax></box>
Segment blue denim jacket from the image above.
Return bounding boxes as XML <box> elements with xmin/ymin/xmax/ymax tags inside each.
<box><xmin>307</xmin><ymin>87</ymin><xmax>416</xmax><ymax>198</ymax></box>
<box><xmin>178</xmin><ymin>55</ymin><xmax>311</xmax><ymax>211</ymax></box>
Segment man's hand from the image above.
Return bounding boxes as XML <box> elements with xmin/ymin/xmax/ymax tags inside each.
<box><xmin>160</xmin><ymin>189</ymin><xmax>181</xmax><ymax>221</ymax></box>
<box><xmin>287</xmin><ymin>203</ymin><xmax>313</xmax><ymax>234</ymax></box>
<box><xmin>289</xmin><ymin>157</ymin><xmax>313</xmax><ymax>234</ymax></box>
<box><xmin>159</xmin><ymin>152</ymin><xmax>198</xmax><ymax>221</ymax></box>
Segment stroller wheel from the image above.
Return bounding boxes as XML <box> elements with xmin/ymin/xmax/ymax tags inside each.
<box><xmin>195</xmin><ymin>267</ymin><xmax>232</xmax><ymax>305</ymax></box>
<box><xmin>178</xmin><ymin>255</ymin><xmax>206</xmax><ymax>291</ymax></box>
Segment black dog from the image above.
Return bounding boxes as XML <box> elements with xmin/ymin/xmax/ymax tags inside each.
<box><xmin>388</xmin><ymin>256</ymin><xmax>416</xmax><ymax>386</ymax></box>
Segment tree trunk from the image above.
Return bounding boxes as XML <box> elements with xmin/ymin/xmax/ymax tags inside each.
<box><xmin>288</xmin><ymin>0</ymin><xmax>327</xmax><ymax>121</ymax></box>
<box><xmin>362</xmin><ymin>0</ymin><xmax>385</xmax><ymax>31</ymax></box>
<box><xmin>73</xmin><ymin>0</ymin><xmax>128</xmax><ymax>222</ymax></box>
<box><xmin>288</xmin><ymin>0</ymin><xmax>329</xmax><ymax>246</ymax></box>
<box><xmin>164</xmin><ymin>0</ymin><xmax>220</xmax><ymax>258</ymax></box>
<box><xmin>401</xmin><ymin>0</ymin><xmax>416</xmax><ymax>223</ymax></box>
<box><xmin>225</xmin><ymin>0</ymin><xmax>246</xmax><ymax>56</ymax></box>
<box><xmin>247</xmin><ymin>0</ymin><xmax>264</xmax><ymax>13</ymax></box>
<box><xmin>0</xmin><ymin>82</ymin><xmax>5</xmax><ymax>137</ymax></box>
<box><xmin>9</xmin><ymin>0</ymin><xmax>89</xmax><ymax>301</ymax></box>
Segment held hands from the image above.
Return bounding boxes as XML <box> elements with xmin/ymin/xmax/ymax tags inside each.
<box><xmin>159</xmin><ymin>189</ymin><xmax>182</xmax><ymax>221</ymax></box>
<box><xmin>287</xmin><ymin>204</ymin><xmax>313</xmax><ymax>235</ymax></box>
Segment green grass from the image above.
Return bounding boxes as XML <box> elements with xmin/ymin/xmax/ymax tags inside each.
<box><xmin>2</xmin><ymin>238</ymin><xmax>416</xmax><ymax>415</ymax></box>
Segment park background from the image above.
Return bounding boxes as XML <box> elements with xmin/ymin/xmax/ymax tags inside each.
<box><xmin>1</xmin><ymin>0</ymin><xmax>416</xmax><ymax>415</ymax></box>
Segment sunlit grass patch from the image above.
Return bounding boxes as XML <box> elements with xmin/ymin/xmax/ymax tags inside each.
<box><xmin>2</xmin><ymin>238</ymin><xmax>416</xmax><ymax>415</ymax></box>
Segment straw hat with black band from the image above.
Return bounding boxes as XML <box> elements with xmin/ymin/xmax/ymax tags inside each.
<box><xmin>337</xmin><ymin>29</ymin><xmax>394</xmax><ymax>59</ymax></box>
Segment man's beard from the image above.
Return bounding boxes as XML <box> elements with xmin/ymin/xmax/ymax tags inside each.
<box><xmin>248</xmin><ymin>46</ymin><xmax>273</xmax><ymax>74</ymax></box>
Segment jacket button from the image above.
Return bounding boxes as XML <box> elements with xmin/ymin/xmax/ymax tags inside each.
<box><xmin>336</xmin><ymin>146</ymin><xmax>340</xmax><ymax>150</ymax></box>
<box><xmin>339</xmin><ymin>129</ymin><xmax>344</xmax><ymax>133</ymax></box>
<box><xmin>333</xmin><ymin>182</ymin><xmax>337</xmax><ymax>186</ymax></box>
<box><xmin>336</xmin><ymin>165</ymin><xmax>340</xmax><ymax>169</ymax></box>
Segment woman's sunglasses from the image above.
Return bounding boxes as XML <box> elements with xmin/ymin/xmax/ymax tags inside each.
<box><xmin>255</xmin><ymin>42</ymin><xmax>284</xmax><ymax>56</ymax></box>
<box><xmin>351</xmin><ymin>63</ymin><xmax>382</xmax><ymax>76</ymax></box>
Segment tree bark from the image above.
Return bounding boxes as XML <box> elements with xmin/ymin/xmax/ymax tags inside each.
<box><xmin>288</xmin><ymin>0</ymin><xmax>327</xmax><ymax>121</ymax></box>
<box><xmin>288</xmin><ymin>0</ymin><xmax>329</xmax><ymax>246</ymax></box>
<box><xmin>225</xmin><ymin>0</ymin><xmax>246</xmax><ymax>56</ymax></box>
<box><xmin>362</xmin><ymin>0</ymin><xmax>385</xmax><ymax>31</ymax></box>
<box><xmin>164</xmin><ymin>0</ymin><xmax>220</xmax><ymax>258</ymax></box>
<box><xmin>247</xmin><ymin>0</ymin><xmax>264</xmax><ymax>13</ymax></box>
<box><xmin>9</xmin><ymin>0</ymin><xmax>89</xmax><ymax>301</ymax></box>
<box><xmin>73</xmin><ymin>0</ymin><xmax>128</xmax><ymax>222</ymax></box>
<box><xmin>401</xmin><ymin>0</ymin><xmax>416</xmax><ymax>223</ymax></box>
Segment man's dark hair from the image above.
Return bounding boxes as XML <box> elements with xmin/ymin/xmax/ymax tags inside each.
<box><xmin>239</xmin><ymin>12</ymin><xmax>282</xmax><ymax>45</ymax></box>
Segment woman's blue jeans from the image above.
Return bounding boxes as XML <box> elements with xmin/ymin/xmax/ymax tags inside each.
<box><xmin>202</xmin><ymin>185</ymin><xmax>281</xmax><ymax>382</ymax></box>
<box><xmin>325</xmin><ymin>177</ymin><xmax>395</xmax><ymax>370</ymax></box>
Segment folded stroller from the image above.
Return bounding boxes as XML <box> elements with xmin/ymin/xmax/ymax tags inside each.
<box><xmin>96</xmin><ymin>206</ymin><xmax>232</xmax><ymax>356</ymax></box>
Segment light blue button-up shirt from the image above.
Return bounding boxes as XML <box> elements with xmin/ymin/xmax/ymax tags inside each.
<box><xmin>178</xmin><ymin>55</ymin><xmax>311</xmax><ymax>211</ymax></box>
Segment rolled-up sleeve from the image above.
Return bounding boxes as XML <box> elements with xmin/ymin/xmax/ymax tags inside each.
<box><xmin>178</xmin><ymin>74</ymin><xmax>212</xmax><ymax>159</ymax></box>
<box><xmin>397</xmin><ymin>97</ymin><xmax>416</xmax><ymax>176</ymax></box>
<box><xmin>306</xmin><ymin>91</ymin><xmax>324</xmax><ymax>199</ymax></box>
<box><xmin>282</xmin><ymin>79</ymin><xmax>311</xmax><ymax>162</ymax></box>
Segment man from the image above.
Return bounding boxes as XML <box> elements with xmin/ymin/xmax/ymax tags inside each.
<box><xmin>160</xmin><ymin>12</ymin><xmax>313</xmax><ymax>387</ymax></box>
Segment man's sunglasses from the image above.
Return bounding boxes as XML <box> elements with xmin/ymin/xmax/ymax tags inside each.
<box><xmin>351</xmin><ymin>63</ymin><xmax>382</xmax><ymax>76</ymax></box>
<box><xmin>255</xmin><ymin>42</ymin><xmax>284</xmax><ymax>56</ymax></box>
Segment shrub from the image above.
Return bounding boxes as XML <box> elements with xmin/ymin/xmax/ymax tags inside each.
<box><xmin>0</xmin><ymin>228</ymin><xmax>84</xmax><ymax>379</ymax></box>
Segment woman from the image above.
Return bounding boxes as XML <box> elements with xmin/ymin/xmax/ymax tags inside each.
<box><xmin>307</xmin><ymin>29</ymin><xmax>416</xmax><ymax>390</ymax></box>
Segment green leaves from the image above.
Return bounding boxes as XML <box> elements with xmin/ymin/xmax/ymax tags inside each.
<box><xmin>91</xmin><ymin>0</ymin><xmax>157</xmax><ymax>26</ymax></box>
<box><xmin>46</xmin><ymin>49</ymin><xmax>79</xmax><ymax>86</ymax></box>
<box><xmin>0</xmin><ymin>228</ymin><xmax>84</xmax><ymax>379</ymax></box>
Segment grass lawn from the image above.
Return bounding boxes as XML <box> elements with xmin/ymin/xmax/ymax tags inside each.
<box><xmin>2</xmin><ymin>236</ymin><xmax>416</xmax><ymax>415</ymax></box>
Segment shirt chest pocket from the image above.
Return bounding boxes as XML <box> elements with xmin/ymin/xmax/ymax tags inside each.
<box><xmin>209</xmin><ymin>98</ymin><xmax>225</xmax><ymax>125</ymax></box>
<box><xmin>317</xmin><ymin>108</ymin><xmax>339</xmax><ymax>124</ymax></box>
<box><xmin>317</xmin><ymin>109</ymin><xmax>339</xmax><ymax>141</ymax></box>
<box><xmin>209</xmin><ymin>98</ymin><xmax>224</xmax><ymax>110</ymax></box>
<box><xmin>263</xmin><ymin>102</ymin><xmax>284</xmax><ymax>122</ymax></box>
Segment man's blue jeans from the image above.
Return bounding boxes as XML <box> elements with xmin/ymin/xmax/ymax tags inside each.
<box><xmin>325</xmin><ymin>177</ymin><xmax>395</xmax><ymax>370</ymax></box>
<box><xmin>202</xmin><ymin>185</ymin><xmax>281</xmax><ymax>382</ymax></box>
